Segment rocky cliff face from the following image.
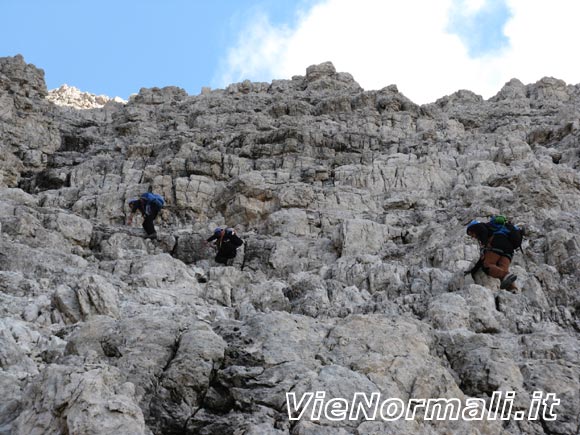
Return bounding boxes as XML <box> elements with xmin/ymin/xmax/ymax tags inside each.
<box><xmin>1</xmin><ymin>54</ymin><xmax>579</xmax><ymax>435</ymax></box>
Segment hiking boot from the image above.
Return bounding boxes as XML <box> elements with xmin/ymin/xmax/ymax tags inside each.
<box><xmin>500</xmin><ymin>274</ymin><xmax>517</xmax><ymax>289</ymax></box>
<box><xmin>144</xmin><ymin>232</ymin><xmax>157</xmax><ymax>240</ymax></box>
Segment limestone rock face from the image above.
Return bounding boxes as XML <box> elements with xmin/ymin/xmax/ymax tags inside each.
<box><xmin>1</xmin><ymin>55</ymin><xmax>579</xmax><ymax>435</ymax></box>
<box><xmin>46</xmin><ymin>84</ymin><xmax>126</xmax><ymax>109</ymax></box>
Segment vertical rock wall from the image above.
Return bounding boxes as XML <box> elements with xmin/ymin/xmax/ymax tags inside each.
<box><xmin>1</xmin><ymin>56</ymin><xmax>579</xmax><ymax>435</ymax></box>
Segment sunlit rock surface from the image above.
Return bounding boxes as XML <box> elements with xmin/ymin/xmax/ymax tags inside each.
<box><xmin>1</xmin><ymin>55</ymin><xmax>579</xmax><ymax>435</ymax></box>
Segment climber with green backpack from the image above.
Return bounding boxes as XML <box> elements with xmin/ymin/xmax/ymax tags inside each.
<box><xmin>465</xmin><ymin>215</ymin><xmax>525</xmax><ymax>291</ymax></box>
<box><xmin>127</xmin><ymin>191</ymin><xmax>165</xmax><ymax>239</ymax></box>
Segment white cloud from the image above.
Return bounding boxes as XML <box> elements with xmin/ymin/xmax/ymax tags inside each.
<box><xmin>462</xmin><ymin>0</ymin><xmax>487</xmax><ymax>14</ymax></box>
<box><xmin>218</xmin><ymin>13</ymin><xmax>294</xmax><ymax>87</ymax></box>
<box><xmin>217</xmin><ymin>0</ymin><xmax>580</xmax><ymax>104</ymax></box>
<box><xmin>500</xmin><ymin>0</ymin><xmax>580</xmax><ymax>85</ymax></box>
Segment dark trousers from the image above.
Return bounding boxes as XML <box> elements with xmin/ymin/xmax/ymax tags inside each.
<box><xmin>143</xmin><ymin>204</ymin><xmax>160</xmax><ymax>235</ymax></box>
<box><xmin>215</xmin><ymin>255</ymin><xmax>232</xmax><ymax>265</ymax></box>
<box><xmin>215</xmin><ymin>243</ymin><xmax>237</xmax><ymax>265</ymax></box>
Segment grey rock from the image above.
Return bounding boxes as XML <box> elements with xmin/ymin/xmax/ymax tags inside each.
<box><xmin>11</xmin><ymin>365</ymin><xmax>145</xmax><ymax>435</ymax></box>
<box><xmin>1</xmin><ymin>55</ymin><xmax>579</xmax><ymax>434</ymax></box>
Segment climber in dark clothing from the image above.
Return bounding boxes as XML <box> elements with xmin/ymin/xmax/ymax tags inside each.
<box><xmin>127</xmin><ymin>193</ymin><xmax>164</xmax><ymax>239</ymax></box>
<box><xmin>205</xmin><ymin>227</ymin><xmax>244</xmax><ymax>265</ymax></box>
<box><xmin>466</xmin><ymin>220</ymin><xmax>518</xmax><ymax>290</ymax></box>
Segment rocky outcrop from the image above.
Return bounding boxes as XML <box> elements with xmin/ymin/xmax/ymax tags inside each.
<box><xmin>0</xmin><ymin>56</ymin><xmax>579</xmax><ymax>434</ymax></box>
<box><xmin>46</xmin><ymin>84</ymin><xmax>126</xmax><ymax>109</ymax></box>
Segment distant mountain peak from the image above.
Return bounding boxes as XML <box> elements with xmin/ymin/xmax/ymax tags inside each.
<box><xmin>47</xmin><ymin>84</ymin><xmax>126</xmax><ymax>109</ymax></box>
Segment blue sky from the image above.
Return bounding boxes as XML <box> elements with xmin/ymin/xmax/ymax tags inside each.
<box><xmin>0</xmin><ymin>0</ymin><xmax>314</xmax><ymax>98</ymax></box>
<box><xmin>1</xmin><ymin>0</ymin><xmax>579</xmax><ymax>104</ymax></box>
<box><xmin>447</xmin><ymin>0</ymin><xmax>511</xmax><ymax>57</ymax></box>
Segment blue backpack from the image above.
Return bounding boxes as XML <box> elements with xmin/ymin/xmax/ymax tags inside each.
<box><xmin>140</xmin><ymin>192</ymin><xmax>165</xmax><ymax>208</ymax></box>
<box><xmin>487</xmin><ymin>215</ymin><xmax>524</xmax><ymax>249</ymax></box>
